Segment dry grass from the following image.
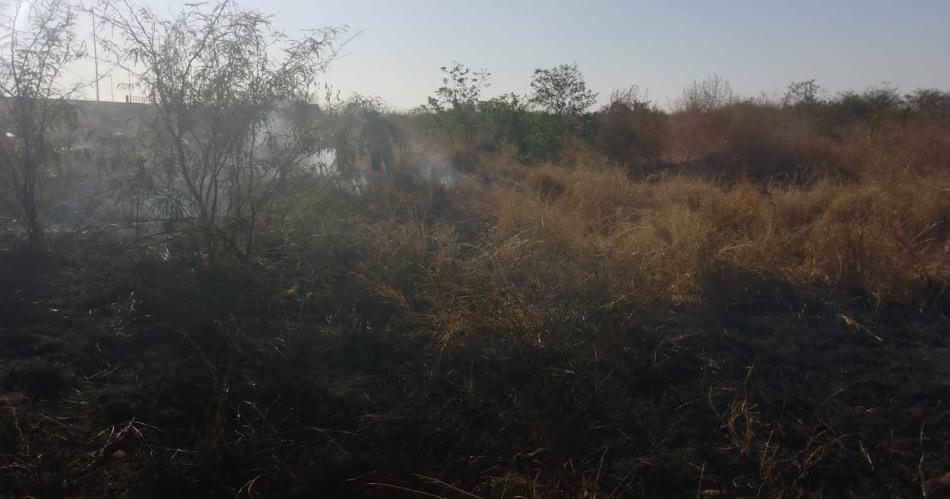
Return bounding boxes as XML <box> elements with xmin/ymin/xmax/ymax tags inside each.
<box><xmin>247</xmin><ymin>109</ymin><xmax>949</xmax><ymax>496</ymax></box>
<box><xmin>3</xmin><ymin>102</ymin><xmax>949</xmax><ymax>498</ymax></box>
<box><xmin>291</xmin><ymin>159</ymin><xmax>948</xmax><ymax>344</ymax></box>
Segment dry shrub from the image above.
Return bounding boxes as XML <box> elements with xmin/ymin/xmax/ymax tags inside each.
<box><xmin>898</xmin><ymin>117</ymin><xmax>950</xmax><ymax>173</ymax></box>
<box><xmin>288</xmin><ymin>150</ymin><xmax>948</xmax><ymax>350</ymax></box>
<box><xmin>524</xmin><ymin>165</ymin><xmax>569</xmax><ymax>202</ymax></box>
<box><xmin>543</xmin><ymin>166</ymin><xmax>945</xmax><ymax>307</ymax></box>
<box><xmin>665</xmin><ymin>108</ymin><xmax>732</xmax><ymax>161</ymax></box>
<box><xmin>448</xmin><ymin>143</ymin><xmax>480</xmax><ymax>173</ymax></box>
<box><xmin>794</xmin><ymin>179</ymin><xmax>950</xmax><ymax>301</ymax></box>
<box><xmin>635</xmin><ymin>100</ymin><xmax>950</xmax><ymax>187</ymax></box>
<box><xmin>700</xmin><ymin>177</ymin><xmax>950</xmax><ymax>305</ymax></box>
<box><xmin>490</xmin><ymin>169</ymin><xmax>718</xmax><ymax>308</ymax></box>
<box><xmin>698</xmin><ymin>182</ymin><xmax>771</xmax><ymax>235</ymax></box>
<box><xmin>718</xmin><ymin>106</ymin><xmax>841</xmax><ymax>183</ymax></box>
<box><xmin>666</xmin><ymin>105</ymin><xmax>841</xmax><ymax>184</ymax></box>
<box><xmin>597</xmin><ymin>101</ymin><xmax>668</xmax><ymax>165</ymax></box>
<box><xmin>606</xmin><ymin>203</ymin><xmax>712</xmax><ymax>305</ymax></box>
<box><xmin>832</xmin><ymin>116</ymin><xmax>950</xmax><ymax>181</ymax></box>
<box><xmin>557</xmin><ymin>136</ymin><xmax>607</xmax><ymax>169</ymax></box>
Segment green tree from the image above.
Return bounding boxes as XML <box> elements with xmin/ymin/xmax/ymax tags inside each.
<box><xmin>833</xmin><ymin>85</ymin><xmax>902</xmax><ymax>121</ymax></box>
<box><xmin>782</xmin><ymin>79</ymin><xmax>823</xmax><ymax>107</ymax></box>
<box><xmin>904</xmin><ymin>88</ymin><xmax>950</xmax><ymax>117</ymax></box>
<box><xmin>479</xmin><ymin>93</ymin><xmax>563</xmax><ymax>162</ymax></box>
<box><xmin>528</xmin><ymin>63</ymin><xmax>597</xmax><ymax>116</ymax></box>
<box><xmin>425</xmin><ymin>61</ymin><xmax>490</xmax><ymax>142</ymax></box>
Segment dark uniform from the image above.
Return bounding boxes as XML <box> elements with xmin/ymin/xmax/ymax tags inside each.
<box><xmin>359</xmin><ymin>112</ymin><xmax>399</xmax><ymax>171</ymax></box>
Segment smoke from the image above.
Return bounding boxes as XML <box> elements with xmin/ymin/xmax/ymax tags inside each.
<box><xmin>408</xmin><ymin>150</ymin><xmax>460</xmax><ymax>187</ymax></box>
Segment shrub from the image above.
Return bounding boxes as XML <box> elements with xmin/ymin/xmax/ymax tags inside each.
<box><xmin>478</xmin><ymin>95</ymin><xmax>565</xmax><ymax>163</ymax></box>
<box><xmin>667</xmin><ymin>104</ymin><xmax>839</xmax><ymax>183</ymax></box>
<box><xmin>678</xmin><ymin>74</ymin><xmax>737</xmax><ymax>112</ymax></box>
<box><xmin>596</xmin><ymin>100</ymin><xmax>668</xmax><ymax>165</ymax></box>
<box><xmin>425</xmin><ymin>62</ymin><xmax>491</xmax><ymax>144</ymax></box>
<box><xmin>820</xmin><ymin>85</ymin><xmax>904</xmax><ymax>132</ymax></box>
<box><xmin>904</xmin><ymin>88</ymin><xmax>950</xmax><ymax>118</ymax></box>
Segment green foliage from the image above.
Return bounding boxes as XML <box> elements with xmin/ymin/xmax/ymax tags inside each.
<box><xmin>782</xmin><ymin>79</ymin><xmax>823</xmax><ymax>107</ymax></box>
<box><xmin>423</xmin><ymin>76</ymin><xmax>567</xmax><ymax>162</ymax></box>
<box><xmin>477</xmin><ymin>93</ymin><xmax>527</xmax><ymax>145</ymax></box>
<box><xmin>425</xmin><ymin>61</ymin><xmax>490</xmax><ymax>142</ymax></box>
<box><xmin>514</xmin><ymin>112</ymin><xmax>565</xmax><ymax>162</ymax></box>
<box><xmin>529</xmin><ymin>63</ymin><xmax>598</xmax><ymax>116</ymax></box>
<box><xmin>804</xmin><ymin>85</ymin><xmax>903</xmax><ymax>136</ymax></box>
<box><xmin>478</xmin><ymin>93</ymin><xmax>564</xmax><ymax>162</ymax></box>
<box><xmin>904</xmin><ymin>88</ymin><xmax>950</xmax><ymax>117</ymax></box>
<box><xmin>833</xmin><ymin>85</ymin><xmax>903</xmax><ymax>121</ymax></box>
<box><xmin>426</xmin><ymin>61</ymin><xmax>491</xmax><ymax>111</ymax></box>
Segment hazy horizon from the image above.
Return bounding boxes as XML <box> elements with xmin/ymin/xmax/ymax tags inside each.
<box><xmin>43</xmin><ymin>0</ymin><xmax>950</xmax><ymax>109</ymax></box>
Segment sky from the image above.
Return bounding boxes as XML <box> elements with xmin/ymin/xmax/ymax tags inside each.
<box><xmin>44</xmin><ymin>0</ymin><xmax>950</xmax><ymax>109</ymax></box>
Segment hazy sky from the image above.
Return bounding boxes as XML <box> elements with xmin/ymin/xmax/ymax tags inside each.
<box><xmin>64</xmin><ymin>0</ymin><xmax>950</xmax><ymax>109</ymax></box>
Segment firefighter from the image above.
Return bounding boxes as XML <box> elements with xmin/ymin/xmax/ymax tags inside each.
<box><xmin>358</xmin><ymin>110</ymin><xmax>399</xmax><ymax>172</ymax></box>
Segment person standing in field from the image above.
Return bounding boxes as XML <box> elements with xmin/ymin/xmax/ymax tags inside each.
<box><xmin>359</xmin><ymin>110</ymin><xmax>400</xmax><ymax>172</ymax></box>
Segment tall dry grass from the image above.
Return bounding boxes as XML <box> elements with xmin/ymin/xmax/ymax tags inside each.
<box><xmin>284</xmin><ymin>134</ymin><xmax>949</xmax><ymax>347</ymax></box>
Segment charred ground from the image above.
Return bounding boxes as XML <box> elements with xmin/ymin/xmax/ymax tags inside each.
<box><xmin>1</xmin><ymin>148</ymin><xmax>949</xmax><ymax>497</ymax></box>
<box><xmin>1</xmin><ymin>12</ymin><xmax>949</xmax><ymax>493</ymax></box>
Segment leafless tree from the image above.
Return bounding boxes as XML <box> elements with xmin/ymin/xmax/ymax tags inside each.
<box><xmin>0</xmin><ymin>0</ymin><xmax>85</xmax><ymax>251</ymax></box>
<box><xmin>678</xmin><ymin>74</ymin><xmax>736</xmax><ymax>112</ymax></box>
<box><xmin>94</xmin><ymin>0</ymin><xmax>347</xmax><ymax>261</ymax></box>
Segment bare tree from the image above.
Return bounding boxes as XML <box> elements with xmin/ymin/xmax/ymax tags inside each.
<box><xmin>94</xmin><ymin>0</ymin><xmax>347</xmax><ymax>261</ymax></box>
<box><xmin>0</xmin><ymin>0</ymin><xmax>84</xmax><ymax>251</ymax></box>
<box><xmin>678</xmin><ymin>74</ymin><xmax>736</xmax><ymax>112</ymax></box>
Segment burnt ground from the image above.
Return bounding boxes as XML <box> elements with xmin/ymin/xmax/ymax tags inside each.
<box><xmin>0</xmin><ymin>245</ymin><xmax>949</xmax><ymax>498</ymax></box>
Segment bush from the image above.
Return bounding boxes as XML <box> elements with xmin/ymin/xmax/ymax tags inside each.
<box><xmin>596</xmin><ymin>100</ymin><xmax>667</xmax><ymax>165</ymax></box>
<box><xmin>904</xmin><ymin>88</ymin><xmax>950</xmax><ymax>118</ymax></box>
<box><xmin>425</xmin><ymin>62</ymin><xmax>491</xmax><ymax>144</ymax></box>
<box><xmin>819</xmin><ymin>86</ymin><xmax>903</xmax><ymax>131</ymax></box>
<box><xmin>667</xmin><ymin>104</ymin><xmax>840</xmax><ymax>183</ymax></box>
<box><xmin>678</xmin><ymin>74</ymin><xmax>737</xmax><ymax>112</ymax></box>
<box><xmin>478</xmin><ymin>95</ymin><xmax>565</xmax><ymax>163</ymax></box>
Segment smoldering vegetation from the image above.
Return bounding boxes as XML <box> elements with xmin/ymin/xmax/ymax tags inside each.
<box><xmin>2</xmin><ymin>1</ymin><xmax>950</xmax><ymax>498</ymax></box>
